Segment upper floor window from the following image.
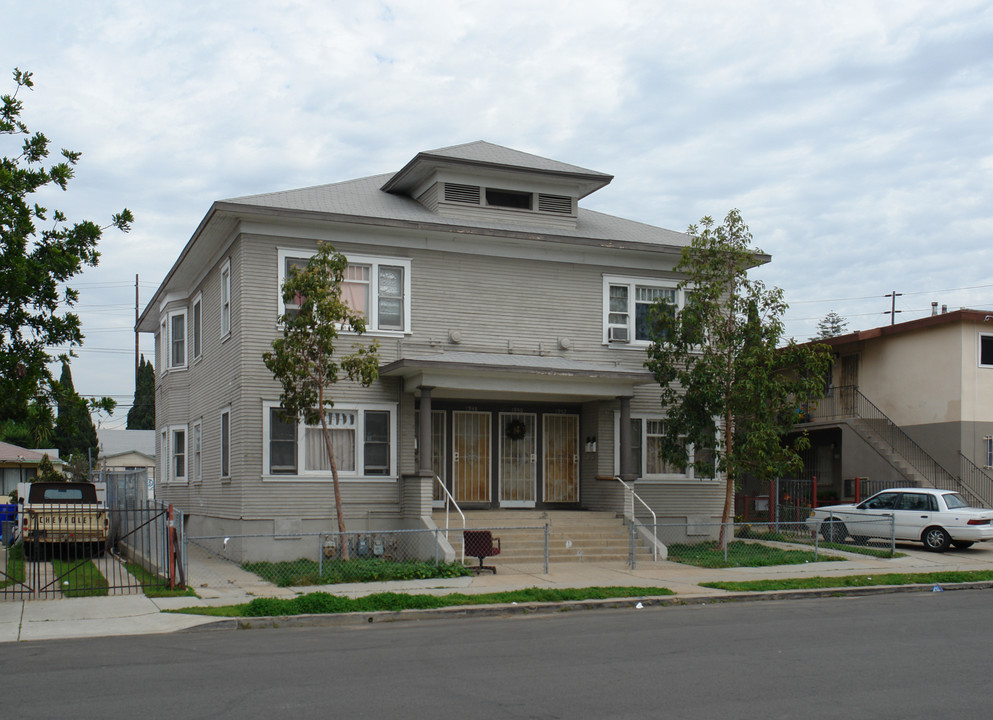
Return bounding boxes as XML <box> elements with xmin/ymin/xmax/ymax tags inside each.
<box><xmin>192</xmin><ymin>294</ymin><xmax>202</xmax><ymax>360</ymax></box>
<box><xmin>603</xmin><ymin>275</ymin><xmax>681</xmax><ymax>345</ymax></box>
<box><xmin>980</xmin><ymin>334</ymin><xmax>993</xmax><ymax>367</ymax></box>
<box><xmin>220</xmin><ymin>260</ymin><xmax>231</xmax><ymax>338</ymax></box>
<box><xmin>164</xmin><ymin>309</ymin><xmax>187</xmax><ymax>370</ymax></box>
<box><xmin>277</xmin><ymin>249</ymin><xmax>411</xmax><ymax>335</ymax></box>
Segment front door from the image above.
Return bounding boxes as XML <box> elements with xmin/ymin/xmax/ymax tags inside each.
<box><xmin>499</xmin><ymin>412</ymin><xmax>536</xmax><ymax>507</ymax></box>
<box><xmin>452</xmin><ymin>411</ymin><xmax>491</xmax><ymax>504</ymax></box>
<box><xmin>543</xmin><ymin>414</ymin><xmax>579</xmax><ymax>503</ymax></box>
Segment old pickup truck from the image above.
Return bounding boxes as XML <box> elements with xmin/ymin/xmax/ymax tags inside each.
<box><xmin>19</xmin><ymin>482</ymin><xmax>109</xmax><ymax>560</ymax></box>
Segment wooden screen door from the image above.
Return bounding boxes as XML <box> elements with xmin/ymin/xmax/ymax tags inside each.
<box><xmin>499</xmin><ymin>412</ymin><xmax>536</xmax><ymax>507</ymax></box>
<box><xmin>543</xmin><ymin>414</ymin><xmax>579</xmax><ymax>503</ymax></box>
<box><xmin>453</xmin><ymin>411</ymin><xmax>491</xmax><ymax>503</ymax></box>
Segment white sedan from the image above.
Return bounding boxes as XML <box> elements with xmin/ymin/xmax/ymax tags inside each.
<box><xmin>807</xmin><ymin>488</ymin><xmax>993</xmax><ymax>552</ymax></box>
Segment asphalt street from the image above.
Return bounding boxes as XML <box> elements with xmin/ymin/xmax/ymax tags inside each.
<box><xmin>6</xmin><ymin>588</ymin><xmax>992</xmax><ymax>720</ymax></box>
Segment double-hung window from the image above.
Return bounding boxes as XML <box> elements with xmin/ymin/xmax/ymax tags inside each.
<box><xmin>980</xmin><ymin>334</ymin><xmax>993</xmax><ymax>367</ymax></box>
<box><xmin>264</xmin><ymin>402</ymin><xmax>396</xmax><ymax>479</ymax></box>
<box><xmin>603</xmin><ymin>276</ymin><xmax>680</xmax><ymax>345</ymax></box>
<box><xmin>165</xmin><ymin>310</ymin><xmax>188</xmax><ymax>369</ymax></box>
<box><xmin>277</xmin><ymin>249</ymin><xmax>411</xmax><ymax>334</ymax></box>
<box><xmin>191</xmin><ymin>420</ymin><xmax>202</xmax><ymax>483</ymax></box>
<box><xmin>220</xmin><ymin>409</ymin><xmax>231</xmax><ymax>478</ymax></box>
<box><xmin>171</xmin><ymin>426</ymin><xmax>188</xmax><ymax>483</ymax></box>
<box><xmin>192</xmin><ymin>294</ymin><xmax>202</xmax><ymax>361</ymax></box>
<box><xmin>220</xmin><ymin>260</ymin><xmax>231</xmax><ymax>338</ymax></box>
<box><xmin>616</xmin><ymin>415</ymin><xmax>715</xmax><ymax>480</ymax></box>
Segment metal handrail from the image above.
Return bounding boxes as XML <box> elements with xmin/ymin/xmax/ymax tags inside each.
<box><xmin>959</xmin><ymin>453</ymin><xmax>993</xmax><ymax>508</ymax></box>
<box><xmin>615</xmin><ymin>476</ymin><xmax>657</xmax><ymax>561</ymax></box>
<box><xmin>807</xmin><ymin>386</ymin><xmax>983</xmax><ymax>505</ymax></box>
<box><xmin>434</xmin><ymin>475</ymin><xmax>465</xmax><ymax>561</ymax></box>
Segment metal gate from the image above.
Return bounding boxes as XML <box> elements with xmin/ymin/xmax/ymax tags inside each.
<box><xmin>2</xmin><ymin>471</ymin><xmax>184</xmax><ymax>600</ymax></box>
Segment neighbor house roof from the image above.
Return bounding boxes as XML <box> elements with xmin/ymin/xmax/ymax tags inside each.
<box><xmin>0</xmin><ymin>441</ymin><xmax>62</xmax><ymax>465</ymax></box>
<box><xmin>812</xmin><ymin>309</ymin><xmax>993</xmax><ymax>347</ymax></box>
<box><xmin>97</xmin><ymin>429</ymin><xmax>155</xmax><ymax>458</ymax></box>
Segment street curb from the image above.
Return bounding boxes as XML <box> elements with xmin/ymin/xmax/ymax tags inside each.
<box><xmin>177</xmin><ymin>580</ymin><xmax>993</xmax><ymax>633</ymax></box>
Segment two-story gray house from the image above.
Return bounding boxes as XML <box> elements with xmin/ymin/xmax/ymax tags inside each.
<box><xmin>138</xmin><ymin>142</ymin><xmax>727</xmax><ymax>561</ymax></box>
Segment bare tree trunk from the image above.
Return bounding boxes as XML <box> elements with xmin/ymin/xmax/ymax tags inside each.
<box><xmin>719</xmin><ymin>408</ymin><xmax>734</xmax><ymax>548</ymax></box>
<box><xmin>319</xmin><ymin>403</ymin><xmax>349</xmax><ymax>560</ymax></box>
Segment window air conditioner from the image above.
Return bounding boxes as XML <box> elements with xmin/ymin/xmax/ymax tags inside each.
<box><xmin>608</xmin><ymin>326</ymin><xmax>630</xmax><ymax>343</ymax></box>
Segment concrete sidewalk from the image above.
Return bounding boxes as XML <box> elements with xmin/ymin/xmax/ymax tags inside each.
<box><xmin>4</xmin><ymin>542</ymin><xmax>993</xmax><ymax>643</ymax></box>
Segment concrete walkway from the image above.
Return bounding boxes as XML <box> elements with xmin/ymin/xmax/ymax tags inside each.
<box><xmin>4</xmin><ymin>541</ymin><xmax>993</xmax><ymax>643</ymax></box>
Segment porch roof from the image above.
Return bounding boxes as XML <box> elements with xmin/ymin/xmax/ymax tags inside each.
<box><xmin>380</xmin><ymin>351</ymin><xmax>655</xmax><ymax>401</ymax></box>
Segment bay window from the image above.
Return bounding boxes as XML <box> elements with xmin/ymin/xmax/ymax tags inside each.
<box><xmin>277</xmin><ymin>248</ymin><xmax>411</xmax><ymax>334</ymax></box>
<box><xmin>264</xmin><ymin>402</ymin><xmax>396</xmax><ymax>479</ymax></box>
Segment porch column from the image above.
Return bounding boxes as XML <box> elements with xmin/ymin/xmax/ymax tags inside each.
<box><xmin>418</xmin><ymin>386</ymin><xmax>435</xmax><ymax>477</ymax></box>
<box><xmin>618</xmin><ymin>395</ymin><xmax>636</xmax><ymax>482</ymax></box>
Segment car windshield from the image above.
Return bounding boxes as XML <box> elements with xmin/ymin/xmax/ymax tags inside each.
<box><xmin>942</xmin><ymin>493</ymin><xmax>971</xmax><ymax>509</ymax></box>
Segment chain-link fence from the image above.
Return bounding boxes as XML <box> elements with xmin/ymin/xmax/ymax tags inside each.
<box><xmin>185</xmin><ymin>525</ymin><xmax>551</xmax><ymax>589</ymax></box>
<box><xmin>630</xmin><ymin>514</ymin><xmax>896</xmax><ymax>569</ymax></box>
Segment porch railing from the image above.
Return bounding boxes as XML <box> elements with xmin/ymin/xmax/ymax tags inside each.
<box><xmin>615</xmin><ymin>476</ymin><xmax>657</xmax><ymax>561</ymax></box>
<box><xmin>434</xmin><ymin>474</ymin><xmax>465</xmax><ymax>562</ymax></box>
<box><xmin>806</xmin><ymin>386</ymin><xmax>984</xmax><ymax>505</ymax></box>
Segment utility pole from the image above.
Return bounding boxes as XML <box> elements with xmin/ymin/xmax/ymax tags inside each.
<box><xmin>135</xmin><ymin>273</ymin><xmax>140</xmax><ymax>382</ymax></box>
<box><xmin>883</xmin><ymin>290</ymin><xmax>902</xmax><ymax>325</ymax></box>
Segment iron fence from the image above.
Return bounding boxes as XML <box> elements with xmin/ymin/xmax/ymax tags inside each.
<box><xmin>1</xmin><ymin>471</ymin><xmax>183</xmax><ymax>601</ymax></box>
<box><xmin>185</xmin><ymin>525</ymin><xmax>551</xmax><ymax>589</ymax></box>
<box><xmin>629</xmin><ymin>514</ymin><xmax>896</xmax><ymax>569</ymax></box>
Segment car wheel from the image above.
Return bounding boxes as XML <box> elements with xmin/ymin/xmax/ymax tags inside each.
<box><xmin>922</xmin><ymin>526</ymin><xmax>951</xmax><ymax>552</ymax></box>
<box><xmin>821</xmin><ymin>520</ymin><xmax>847</xmax><ymax>543</ymax></box>
<box><xmin>952</xmin><ymin>541</ymin><xmax>974</xmax><ymax>550</ymax></box>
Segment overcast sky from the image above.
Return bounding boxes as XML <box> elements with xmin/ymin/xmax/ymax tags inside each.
<box><xmin>4</xmin><ymin>1</ymin><xmax>992</xmax><ymax>429</ymax></box>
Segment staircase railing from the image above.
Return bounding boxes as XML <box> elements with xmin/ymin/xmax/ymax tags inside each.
<box><xmin>959</xmin><ymin>453</ymin><xmax>993</xmax><ymax>508</ymax></box>
<box><xmin>615</xmin><ymin>476</ymin><xmax>657</xmax><ymax>561</ymax></box>
<box><xmin>808</xmin><ymin>386</ymin><xmax>983</xmax><ymax>505</ymax></box>
<box><xmin>434</xmin><ymin>475</ymin><xmax>465</xmax><ymax>562</ymax></box>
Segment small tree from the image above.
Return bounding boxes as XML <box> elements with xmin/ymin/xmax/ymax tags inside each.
<box><xmin>127</xmin><ymin>355</ymin><xmax>156</xmax><ymax>430</ymax></box>
<box><xmin>263</xmin><ymin>243</ymin><xmax>380</xmax><ymax>557</ymax></box>
<box><xmin>812</xmin><ymin>311</ymin><xmax>849</xmax><ymax>340</ymax></box>
<box><xmin>36</xmin><ymin>454</ymin><xmax>65</xmax><ymax>482</ymax></box>
<box><xmin>644</xmin><ymin>209</ymin><xmax>831</xmax><ymax>541</ymax></box>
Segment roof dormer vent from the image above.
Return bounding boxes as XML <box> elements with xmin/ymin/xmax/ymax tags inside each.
<box><xmin>538</xmin><ymin>193</ymin><xmax>573</xmax><ymax>215</ymax></box>
<box><xmin>444</xmin><ymin>183</ymin><xmax>481</xmax><ymax>204</ymax></box>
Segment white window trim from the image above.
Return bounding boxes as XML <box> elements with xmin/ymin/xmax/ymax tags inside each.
<box><xmin>262</xmin><ymin>400</ymin><xmax>398</xmax><ymax>481</ymax></box>
<box><xmin>166</xmin><ymin>309</ymin><xmax>188</xmax><ymax>370</ymax></box>
<box><xmin>277</xmin><ymin>248</ymin><xmax>412</xmax><ymax>336</ymax></box>
<box><xmin>191</xmin><ymin>292</ymin><xmax>203</xmax><ymax>362</ymax></box>
<box><xmin>979</xmin><ymin>333</ymin><xmax>993</xmax><ymax>368</ymax></box>
<box><xmin>985</xmin><ymin>436</ymin><xmax>993</xmax><ymax>469</ymax></box>
<box><xmin>602</xmin><ymin>275</ymin><xmax>682</xmax><ymax>347</ymax></box>
<box><xmin>220</xmin><ymin>259</ymin><xmax>232</xmax><ymax>341</ymax></box>
<box><xmin>191</xmin><ymin>419</ymin><xmax>202</xmax><ymax>484</ymax></box>
<box><xmin>612</xmin><ymin>412</ymin><xmax>717</xmax><ymax>482</ymax></box>
<box><xmin>159</xmin><ymin>429</ymin><xmax>168</xmax><ymax>485</ymax></box>
<box><xmin>159</xmin><ymin>320</ymin><xmax>167</xmax><ymax>375</ymax></box>
<box><xmin>168</xmin><ymin>424</ymin><xmax>189</xmax><ymax>484</ymax></box>
<box><xmin>220</xmin><ymin>407</ymin><xmax>231</xmax><ymax>480</ymax></box>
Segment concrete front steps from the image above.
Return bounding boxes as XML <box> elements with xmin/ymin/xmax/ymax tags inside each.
<box><xmin>431</xmin><ymin>510</ymin><xmax>656</xmax><ymax>565</ymax></box>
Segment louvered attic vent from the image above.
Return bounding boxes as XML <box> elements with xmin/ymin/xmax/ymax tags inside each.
<box><xmin>444</xmin><ymin>183</ymin><xmax>481</xmax><ymax>204</ymax></box>
<box><xmin>538</xmin><ymin>194</ymin><xmax>573</xmax><ymax>214</ymax></box>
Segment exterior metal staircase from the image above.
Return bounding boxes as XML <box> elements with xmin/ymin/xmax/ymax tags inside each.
<box><xmin>808</xmin><ymin>386</ymin><xmax>992</xmax><ymax>506</ymax></box>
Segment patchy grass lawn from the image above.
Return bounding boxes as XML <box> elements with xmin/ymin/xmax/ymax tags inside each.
<box><xmin>666</xmin><ymin>540</ymin><xmax>844</xmax><ymax>569</ymax></box>
<box><xmin>124</xmin><ymin>561</ymin><xmax>197</xmax><ymax>598</ymax></box>
<box><xmin>169</xmin><ymin>586</ymin><xmax>676</xmax><ymax>617</ymax></box>
<box><xmin>51</xmin><ymin>557</ymin><xmax>108</xmax><ymax>598</ymax></box>
<box><xmin>241</xmin><ymin>557</ymin><xmax>472</xmax><ymax>587</ymax></box>
<box><xmin>1</xmin><ymin>543</ymin><xmax>25</xmax><ymax>587</ymax></box>
<box><xmin>701</xmin><ymin>569</ymin><xmax>993</xmax><ymax>592</ymax></box>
